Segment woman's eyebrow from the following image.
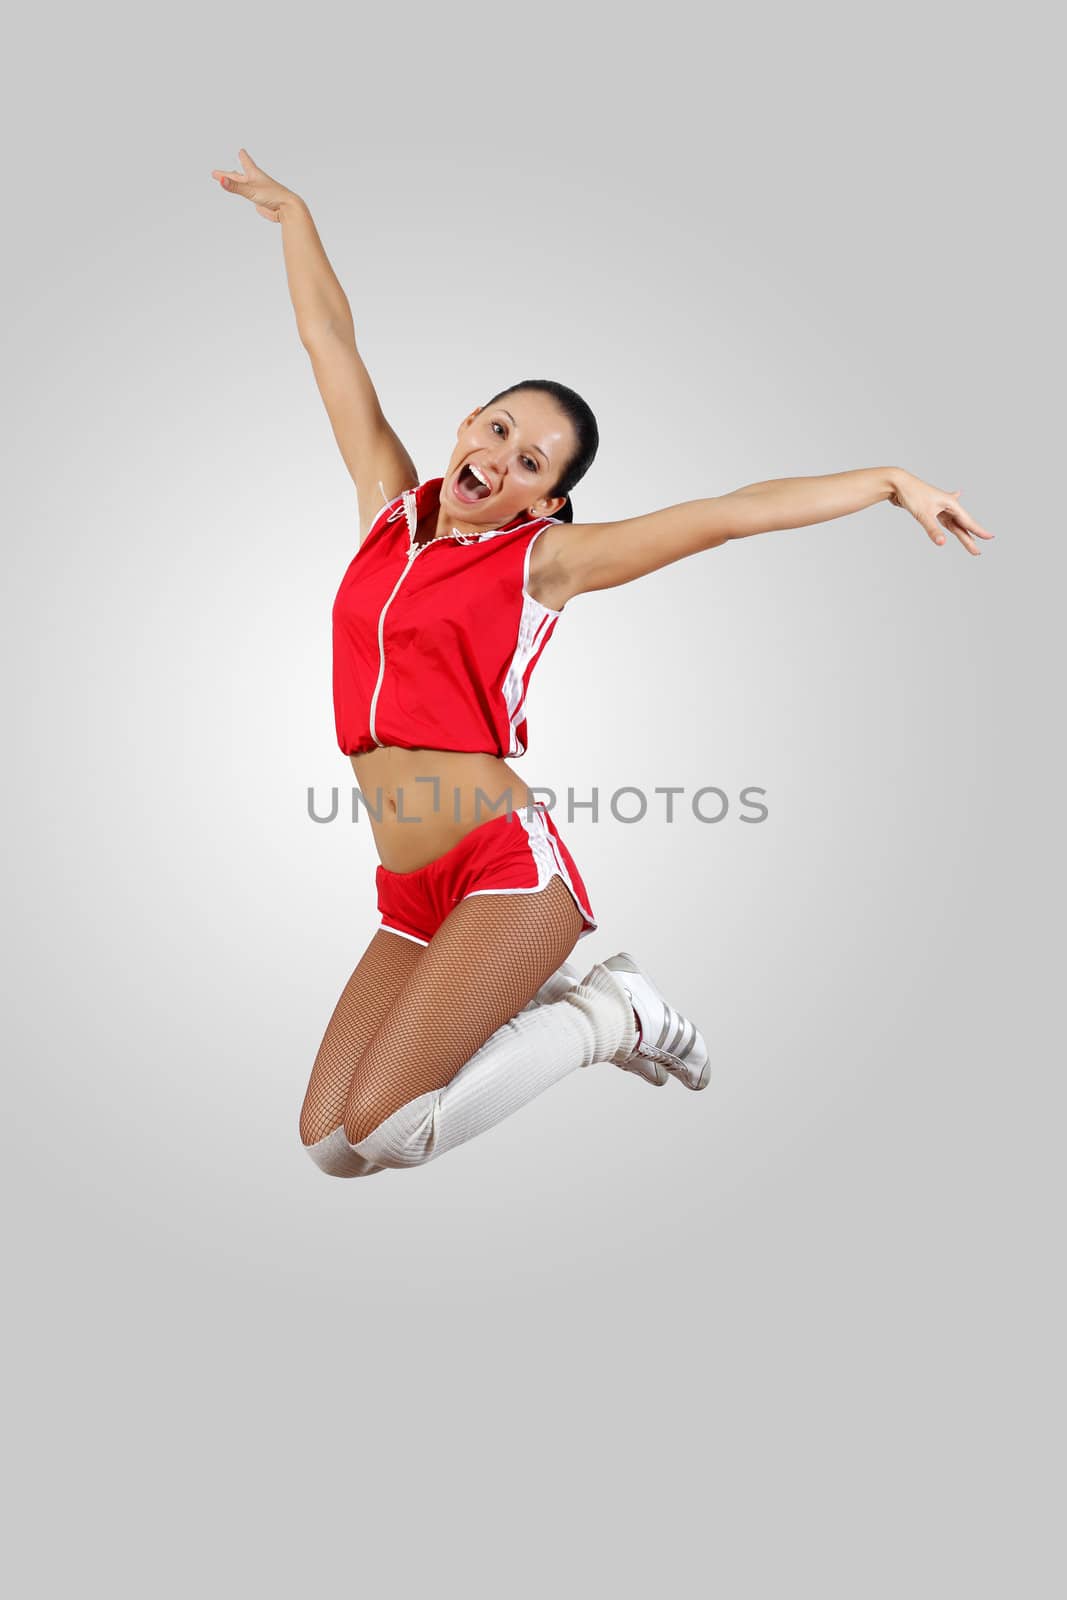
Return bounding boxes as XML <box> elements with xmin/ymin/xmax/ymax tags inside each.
<box><xmin>500</xmin><ymin>409</ymin><xmax>551</xmax><ymax>466</ymax></box>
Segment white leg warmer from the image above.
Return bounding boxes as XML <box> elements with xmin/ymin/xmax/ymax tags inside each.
<box><xmin>519</xmin><ymin>955</ymin><xmax>584</xmax><ymax>1010</ymax></box>
<box><xmin>303</xmin><ymin>1125</ymin><xmax>390</xmax><ymax>1178</ymax></box>
<box><xmin>304</xmin><ymin>961</ymin><xmax>636</xmax><ymax>1177</ymax></box>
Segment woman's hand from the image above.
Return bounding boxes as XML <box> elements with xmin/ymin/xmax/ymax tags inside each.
<box><xmin>889</xmin><ymin>469</ymin><xmax>995</xmax><ymax>556</ymax></box>
<box><xmin>210</xmin><ymin>148</ymin><xmax>298</xmax><ymax>222</ymax></box>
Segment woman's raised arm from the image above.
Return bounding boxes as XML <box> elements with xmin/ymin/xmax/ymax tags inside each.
<box><xmin>211</xmin><ymin>149</ymin><xmax>350</xmax><ymax>336</ymax></box>
<box><xmin>211</xmin><ymin>150</ymin><xmax>419</xmax><ymax>537</ymax></box>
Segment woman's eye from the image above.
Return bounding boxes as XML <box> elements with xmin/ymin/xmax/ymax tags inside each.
<box><xmin>491</xmin><ymin>420</ymin><xmax>536</xmax><ymax>472</ymax></box>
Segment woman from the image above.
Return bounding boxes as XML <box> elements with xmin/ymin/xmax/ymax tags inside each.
<box><xmin>212</xmin><ymin>150</ymin><xmax>994</xmax><ymax>1179</ymax></box>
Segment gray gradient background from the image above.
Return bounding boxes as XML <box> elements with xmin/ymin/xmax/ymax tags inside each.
<box><xmin>4</xmin><ymin>2</ymin><xmax>1063</xmax><ymax>1595</ymax></box>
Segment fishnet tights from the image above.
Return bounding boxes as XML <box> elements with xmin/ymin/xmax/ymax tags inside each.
<box><xmin>299</xmin><ymin>875</ymin><xmax>584</xmax><ymax>1148</ymax></box>
<box><xmin>299</xmin><ymin>928</ymin><xmax>422</xmax><ymax>1147</ymax></box>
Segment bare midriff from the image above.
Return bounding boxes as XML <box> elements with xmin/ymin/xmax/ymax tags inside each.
<box><xmin>349</xmin><ymin>746</ymin><xmax>534</xmax><ymax>874</ymax></box>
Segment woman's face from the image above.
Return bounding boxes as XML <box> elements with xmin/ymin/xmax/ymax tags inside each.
<box><xmin>442</xmin><ymin>390</ymin><xmax>577</xmax><ymax>529</ymax></box>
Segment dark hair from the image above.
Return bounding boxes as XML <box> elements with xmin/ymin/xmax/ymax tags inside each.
<box><xmin>480</xmin><ymin>378</ymin><xmax>599</xmax><ymax>524</ymax></box>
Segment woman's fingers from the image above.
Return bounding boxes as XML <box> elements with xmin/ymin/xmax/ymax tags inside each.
<box><xmin>211</xmin><ymin>150</ymin><xmax>285</xmax><ymax>217</ymax></box>
<box><xmin>943</xmin><ymin>513</ymin><xmax>979</xmax><ymax>555</ymax></box>
<box><xmin>922</xmin><ymin>510</ymin><xmax>973</xmax><ymax>554</ymax></box>
<box><xmin>954</xmin><ymin>506</ymin><xmax>996</xmax><ymax>540</ymax></box>
<box><xmin>942</xmin><ymin>489</ymin><xmax>996</xmax><ymax>542</ymax></box>
<box><xmin>936</xmin><ymin>507</ymin><xmax>987</xmax><ymax>556</ymax></box>
<box><xmin>212</xmin><ymin>149</ymin><xmax>264</xmax><ymax>190</ymax></box>
<box><xmin>902</xmin><ymin>475</ymin><xmax>996</xmax><ymax>557</ymax></box>
<box><xmin>942</xmin><ymin>499</ymin><xmax>996</xmax><ymax>552</ymax></box>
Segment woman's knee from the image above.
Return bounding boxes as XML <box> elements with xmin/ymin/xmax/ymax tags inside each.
<box><xmin>342</xmin><ymin>1081</ymin><xmax>401</xmax><ymax>1149</ymax></box>
<box><xmin>301</xmin><ymin>1123</ymin><xmax>387</xmax><ymax>1178</ymax></box>
<box><xmin>342</xmin><ymin>1080</ymin><xmax>438</xmax><ymax>1165</ymax></box>
<box><xmin>298</xmin><ymin>1083</ymin><xmax>344</xmax><ymax>1149</ymax></box>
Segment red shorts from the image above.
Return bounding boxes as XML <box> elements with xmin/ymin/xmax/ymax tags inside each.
<box><xmin>375</xmin><ymin>800</ymin><xmax>598</xmax><ymax>947</ymax></box>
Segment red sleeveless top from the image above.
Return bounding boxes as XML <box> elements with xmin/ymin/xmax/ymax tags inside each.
<box><xmin>332</xmin><ymin>476</ymin><xmax>564</xmax><ymax>758</ymax></box>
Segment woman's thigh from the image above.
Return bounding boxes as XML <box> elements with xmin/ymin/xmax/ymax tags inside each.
<box><xmin>343</xmin><ymin>874</ymin><xmax>583</xmax><ymax>1144</ymax></box>
<box><xmin>299</xmin><ymin>927</ymin><xmax>425</xmax><ymax>1145</ymax></box>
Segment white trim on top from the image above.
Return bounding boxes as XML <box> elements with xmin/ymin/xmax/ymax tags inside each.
<box><xmin>521</xmin><ymin>523</ymin><xmax>563</xmax><ymax>618</ymax></box>
<box><xmin>501</xmin><ymin>593</ymin><xmax>558</xmax><ymax>757</ymax></box>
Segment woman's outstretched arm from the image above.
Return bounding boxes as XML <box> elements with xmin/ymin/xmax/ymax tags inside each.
<box><xmin>553</xmin><ymin>467</ymin><xmax>995</xmax><ymax>600</ymax></box>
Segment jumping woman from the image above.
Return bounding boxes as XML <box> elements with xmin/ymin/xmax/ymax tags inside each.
<box><xmin>212</xmin><ymin>149</ymin><xmax>995</xmax><ymax>1179</ymax></box>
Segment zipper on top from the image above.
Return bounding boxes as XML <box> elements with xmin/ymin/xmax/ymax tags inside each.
<box><xmin>368</xmin><ymin>489</ymin><xmax>425</xmax><ymax>747</ymax></box>
<box><xmin>368</xmin><ymin>486</ymin><xmax>548</xmax><ymax>748</ymax></box>
<box><xmin>370</xmin><ymin>487</ymin><xmax>474</xmax><ymax>745</ymax></box>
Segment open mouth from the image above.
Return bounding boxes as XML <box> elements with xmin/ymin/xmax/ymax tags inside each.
<box><xmin>454</xmin><ymin>463</ymin><xmax>493</xmax><ymax>503</ymax></box>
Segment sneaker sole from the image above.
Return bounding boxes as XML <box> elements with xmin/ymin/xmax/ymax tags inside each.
<box><xmin>618</xmin><ymin>1057</ymin><xmax>669</xmax><ymax>1087</ymax></box>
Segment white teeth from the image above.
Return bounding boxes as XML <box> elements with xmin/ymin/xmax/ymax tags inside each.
<box><xmin>468</xmin><ymin>464</ymin><xmax>491</xmax><ymax>490</ymax></box>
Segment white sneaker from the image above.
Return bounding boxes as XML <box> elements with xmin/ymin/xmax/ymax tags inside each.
<box><xmin>602</xmin><ymin>953</ymin><xmax>710</xmax><ymax>1091</ymax></box>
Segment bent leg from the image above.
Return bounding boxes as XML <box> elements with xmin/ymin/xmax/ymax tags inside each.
<box><xmin>301</xmin><ymin>922</ymin><xmax>588</xmax><ymax>1178</ymax></box>
<box><xmin>340</xmin><ymin>876</ymin><xmax>638</xmax><ymax>1170</ymax></box>
<box><xmin>299</xmin><ymin>928</ymin><xmax>424</xmax><ymax>1150</ymax></box>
